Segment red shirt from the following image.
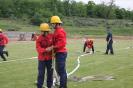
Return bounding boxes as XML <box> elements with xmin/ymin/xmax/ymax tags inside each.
<box><xmin>0</xmin><ymin>33</ymin><xmax>9</xmax><ymax>46</ymax></box>
<box><xmin>36</xmin><ymin>34</ymin><xmax>53</xmax><ymax>61</ymax></box>
<box><xmin>53</xmin><ymin>27</ymin><xmax>67</xmax><ymax>53</ymax></box>
<box><xmin>86</xmin><ymin>40</ymin><xmax>93</xmax><ymax>48</ymax></box>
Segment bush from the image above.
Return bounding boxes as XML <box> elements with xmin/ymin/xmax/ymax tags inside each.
<box><xmin>0</xmin><ymin>23</ymin><xmax>21</xmax><ymax>31</ymax></box>
<box><xmin>30</xmin><ymin>13</ymin><xmax>43</xmax><ymax>26</ymax></box>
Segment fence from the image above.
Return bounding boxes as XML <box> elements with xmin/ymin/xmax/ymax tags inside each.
<box><xmin>4</xmin><ymin>32</ymin><xmax>35</xmax><ymax>41</ymax></box>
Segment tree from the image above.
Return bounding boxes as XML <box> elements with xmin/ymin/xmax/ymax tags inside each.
<box><xmin>0</xmin><ymin>0</ymin><xmax>132</xmax><ymax>24</ymax></box>
<box><xmin>63</xmin><ymin>0</ymin><xmax>71</xmax><ymax>16</ymax></box>
<box><xmin>115</xmin><ymin>8</ymin><xmax>124</xmax><ymax>19</ymax></box>
<box><xmin>71</xmin><ymin>1</ymin><xmax>86</xmax><ymax>17</ymax></box>
<box><xmin>86</xmin><ymin>1</ymin><xmax>95</xmax><ymax>17</ymax></box>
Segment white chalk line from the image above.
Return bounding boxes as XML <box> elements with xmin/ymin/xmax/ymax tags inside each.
<box><xmin>0</xmin><ymin>46</ymin><xmax>132</xmax><ymax>76</ymax></box>
<box><xmin>96</xmin><ymin>46</ymin><xmax>133</xmax><ymax>53</ymax></box>
<box><xmin>0</xmin><ymin>57</ymin><xmax>37</xmax><ymax>64</ymax></box>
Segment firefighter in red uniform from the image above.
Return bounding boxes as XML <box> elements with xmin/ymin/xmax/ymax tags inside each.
<box><xmin>50</xmin><ymin>16</ymin><xmax>67</xmax><ymax>88</ymax></box>
<box><xmin>0</xmin><ymin>29</ymin><xmax>9</xmax><ymax>61</ymax></box>
<box><xmin>31</xmin><ymin>32</ymin><xmax>39</xmax><ymax>41</ymax></box>
<box><xmin>83</xmin><ymin>38</ymin><xmax>94</xmax><ymax>54</ymax></box>
<box><xmin>36</xmin><ymin>23</ymin><xmax>53</xmax><ymax>88</ymax></box>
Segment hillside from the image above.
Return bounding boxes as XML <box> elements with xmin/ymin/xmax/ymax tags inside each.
<box><xmin>0</xmin><ymin>17</ymin><xmax>133</xmax><ymax>37</ymax></box>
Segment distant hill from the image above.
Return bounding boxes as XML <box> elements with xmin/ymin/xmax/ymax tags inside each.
<box><xmin>0</xmin><ymin>17</ymin><xmax>133</xmax><ymax>36</ymax></box>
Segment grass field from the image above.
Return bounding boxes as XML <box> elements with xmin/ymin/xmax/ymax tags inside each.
<box><xmin>0</xmin><ymin>38</ymin><xmax>133</xmax><ymax>88</ymax></box>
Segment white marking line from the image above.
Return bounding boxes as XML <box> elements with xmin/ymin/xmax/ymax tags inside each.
<box><xmin>0</xmin><ymin>57</ymin><xmax>37</xmax><ymax>64</ymax></box>
<box><xmin>0</xmin><ymin>46</ymin><xmax>132</xmax><ymax>72</ymax></box>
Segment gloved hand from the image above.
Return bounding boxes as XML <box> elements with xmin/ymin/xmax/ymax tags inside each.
<box><xmin>46</xmin><ymin>46</ymin><xmax>54</xmax><ymax>52</ymax></box>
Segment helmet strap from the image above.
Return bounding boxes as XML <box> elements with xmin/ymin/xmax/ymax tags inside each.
<box><xmin>42</xmin><ymin>31</ymin><xmax>49</xmax><ymax>37</ymax></box>
<box><xmin>54</xmin><ymin>23</ymin><xmax>61</xmax><ymax>29</ymax></box>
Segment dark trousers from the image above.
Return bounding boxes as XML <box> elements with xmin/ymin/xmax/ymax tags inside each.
<box><xmin>106</xmin><ymin>42</ymin><xmax>114</xmax><ymax>54</ymax></box>
<box><xmin>0</xmin><ymin>45</ymin><xmax>6</xmax><ymax>61</ymax></box>
<box><xmin>92</xmin><ymin>45</ymin><xmax>94</xmax><ymax>53</ymax></box>
<box><xmin>55</xmin><ymin>52</ymin><xmax>67</xmax><ymax>88</ymax></box>
<box><xmin>37</xmin><ymin>60</ymin><xmax>53</xmax><ymax>88</ymax></box>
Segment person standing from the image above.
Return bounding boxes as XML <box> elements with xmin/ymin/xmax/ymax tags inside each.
<box><xmin>36</xmin><ymin>23</ymin><xmax>53</xmax><ymax>88</ymax></box>
<box><xmin>50</xmin><ymin>16</ymin><xmax>67</xmax><ymax>88</ymax></box>
<box><xmin>0</xmin><ymin>29</ymin><xmax>9</xmax><ymax>61</ymax></box>
<box><xmin>105</xmin><ymin>26</ymin><xmax>114</xmax><ymax>55</ymax></box>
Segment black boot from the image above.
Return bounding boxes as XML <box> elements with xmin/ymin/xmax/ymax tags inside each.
<box><xmin>5</xmin><ymin>51</ymin><xmax>9</xmax><ymax>57</ymax></box>
<box><xmin>3</xmin><ymin>51</ymin><xmax>8</xmax><ymax>57</ymax></box>
<box><xmin>2</xmin><ymin>57</ymin><xmax>7</xmax><ymax>61</ymax></box>
<box><xmin>0</xmin><ymin>54</ymin><xmax>7</xmax><ymax>61</ymax></box>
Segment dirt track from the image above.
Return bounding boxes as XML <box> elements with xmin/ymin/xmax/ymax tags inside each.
<box><xmin>4</xmin><ymin>31</ymin><xmax>133</xmax><ymax>41</ymax></box>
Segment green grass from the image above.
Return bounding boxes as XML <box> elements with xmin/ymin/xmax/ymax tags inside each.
<box><xmin>64</xmin><ymin>26</ymin><xmax>133</xmax><ymax>37</ymax></box>
<box><xmin>0</xmin><ymin>18</ymin><xmax>133</xmax><ymax>36</ymax></box>
<box><xmin>0</xmin><ymin>19</ymin><xmax>38</xmax><ymax>32</ymax></box>
<box><xmin>0</xmin><ymin>39</ymin><xmax>133</xmax><ymax>88</ymax></box>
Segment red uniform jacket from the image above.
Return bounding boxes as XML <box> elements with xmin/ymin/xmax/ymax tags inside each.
<box><xmin>0</xmin><ymin>33</ymin><xmax>9</xmax><ymax>46</ymax></box>
<box><xmin>53</xmin><ymin>27</ymin><xmax>67</xmax><ymax>53</ymax></box>
<box><xmin>36</xmin><ymin>34</ymin><xmax>53</xmax><ymax>61</ymax></box>
<box><xmin>83</xmin><ymin>39</ymin><xmax>94</xmax><ymax>52</ymax></box>
<box><xmin>86</xmin><ymin>40</ymin><xmax>93</xmax><ymax>48</ymax></box>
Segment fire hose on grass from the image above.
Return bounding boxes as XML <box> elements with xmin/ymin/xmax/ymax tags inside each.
<box><xmin>52</xmin><ymin>50</ymin><xmax>89</xmax><ymax>87</ymax></box>
<box><xmin>67</xmin><ymin>53</ymin><xmax>89</xmax><ymax>77</ymax></box>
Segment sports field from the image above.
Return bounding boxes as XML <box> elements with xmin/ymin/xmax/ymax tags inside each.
<box><xmin>0</xmin><ymin>38</ymin><xmax>133</xmax><ymax>88</ymax></box>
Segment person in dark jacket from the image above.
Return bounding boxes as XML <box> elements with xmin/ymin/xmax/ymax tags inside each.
<box><xmin>105</xmin><ymin>26</ymin><xmax>114</xmax><ymax>55</ymax></box>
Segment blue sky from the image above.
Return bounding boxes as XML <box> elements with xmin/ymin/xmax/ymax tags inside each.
<box><xmin>75</xmin><ymin>0</ymin><xmax>133</xmax><ymax>10</ymax></box>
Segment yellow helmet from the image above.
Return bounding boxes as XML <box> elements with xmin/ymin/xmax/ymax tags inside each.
<box><xmin>40</xmin><ymin>23</ymin><xmax>51</xmax><ymax>31</ymax></box>
<box><xmin>0</xmin><ymin>29</ymin><xmax>3</xmax><ymax>32</ymax></box>
<box><xmin>50</xmin><ymin>16</ymin><xmax>62</xmax><ymax>24</ymax></box>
